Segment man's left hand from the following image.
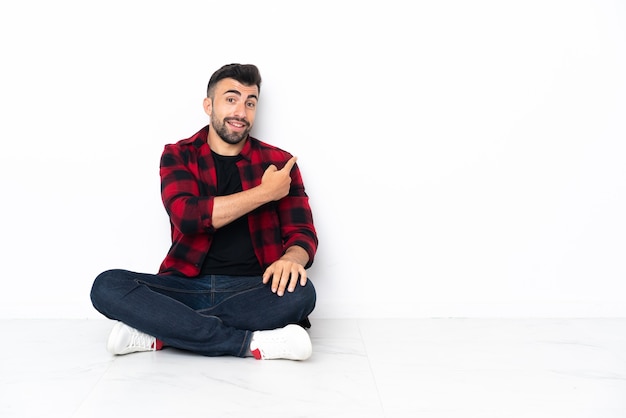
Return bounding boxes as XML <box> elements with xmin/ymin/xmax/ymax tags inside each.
<box><xmin>262</xmin><ymin>258</ymin><xmax>307</xmax><ymax>297</ymax></box>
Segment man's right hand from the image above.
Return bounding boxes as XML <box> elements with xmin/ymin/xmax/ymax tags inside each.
<box><xmin>260</xmin><ymin>156</ymin><xmax>297</xmax><ymax>201</ymax></box>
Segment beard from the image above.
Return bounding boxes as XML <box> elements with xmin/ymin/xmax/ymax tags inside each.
<box><xmin>211</xmin><ymin>115</ymin><xmax>251</xmax><ymax>145</ymax></box>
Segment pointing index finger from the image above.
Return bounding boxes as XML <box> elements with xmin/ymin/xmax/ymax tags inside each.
<box><xmin>282</xmin><ymin>156</ymin><xmax>297</xmax><ymax>172</ymax></box>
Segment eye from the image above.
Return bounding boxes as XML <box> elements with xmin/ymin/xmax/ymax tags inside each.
<box><xmin>226</xmin><ymin>97</ymin><xmax>236</xmax><ymax>103</ymax></box>
<box><xmin>246</xmin><ymin>101</ymin><xmax>256</xmax><ymax>109</ymax></box>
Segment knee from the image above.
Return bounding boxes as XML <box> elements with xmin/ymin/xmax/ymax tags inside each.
<box><xmin>90</xmin><ymin>269</ymin><xmax>129</xmax><ymax>313</ymax></box>
<box><xmin>299</xmin><ymin>279</ymin><xmax>317</xmax><ymax>312</ymax></box>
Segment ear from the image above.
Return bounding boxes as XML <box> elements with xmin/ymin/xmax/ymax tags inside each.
<box><xmin>203</xmin><ymin>97</ymin><xmax>212</xmax><ymax>116</ymax></box>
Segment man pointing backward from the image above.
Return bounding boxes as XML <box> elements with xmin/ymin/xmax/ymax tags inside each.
<box><xmin>90</xmin><ymin>63</ymin><xmax>319</xmax><ymax>360</ymax></box>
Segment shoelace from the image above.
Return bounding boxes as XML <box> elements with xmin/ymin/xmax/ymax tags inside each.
<box><xmin>128</xmin><ymin>329</ymin><xmax>155</xmax><ymax>350</ymax></box>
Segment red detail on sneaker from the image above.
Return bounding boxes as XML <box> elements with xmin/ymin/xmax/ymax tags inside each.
<box><xmin>153</xmin><ymin>339</ymin><xmax>164</xmax><ymax>351</ymax></box>
<box><xmin>251</xmin><ymin>348</ymin><xmax>262</xmax><ymax>360</ymax></box>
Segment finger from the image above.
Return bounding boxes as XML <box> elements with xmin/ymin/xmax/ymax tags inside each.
<box><xmin>276</xmin><ymin>268</ymin><xmax>292</xmax><ymax>297</ymax></box>
<box><xmin>270</xmin><ymin>271</ymin><xmax>280</xmax><ymax>293</ymax></box>
<box><xmin>287</xmin><ymin>274</ymin><xmax>298</xmax><ymax>293</ymax></box>
<box><xmin>299</xmin><ymin>268</ymin><xmax>308</xmax><ymax>287</ymax></box>
<box><xmin>288</xmin><ymin>266</ymin><xmax>305</xmax><ymax>292</ymax></box>
<box><xmin>262</xmin><ymin>268</ymin><xmax>272</xmax><ymax>284</ymax></box>
<box><xmin>281</xmin><ymin>156</ymin><xmax>297</xmax><ymax>172</ymax></box>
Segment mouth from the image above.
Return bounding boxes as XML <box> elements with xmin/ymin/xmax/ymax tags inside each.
<box><xmin>226</xmin><ymin>118</ymin><xmax>249</xmax><ymax>130</ymax></box>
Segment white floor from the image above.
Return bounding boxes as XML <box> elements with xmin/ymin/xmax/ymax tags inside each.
<box><xmin>1</xmin><ymin>318</ymin><xmax>625</xmax><ymax>418</ymax></box>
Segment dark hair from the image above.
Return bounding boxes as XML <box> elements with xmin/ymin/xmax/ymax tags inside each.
<box><xmin>206</xmin><ymin>63</ymin><xmax>262</xmax><ymax>98</ymax></box>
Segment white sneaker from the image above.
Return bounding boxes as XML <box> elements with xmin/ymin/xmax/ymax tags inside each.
<box><xmin>250</xmin><ymin>324</ymin><xmax>312</xmax><ymax>360</ymax></box>
<box><xmin>107</xmin><ymin>321</ymin><xmax>158</xmax><ymax>355</ymax></box>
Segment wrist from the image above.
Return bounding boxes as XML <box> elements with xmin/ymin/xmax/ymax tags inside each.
<box><xmin>282</xmin><ymin>246</ymin><xmax>308</xmax><ymax>266</ymax></box>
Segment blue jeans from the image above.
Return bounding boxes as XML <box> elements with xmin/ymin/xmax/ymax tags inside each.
<box><xmin>90</xmin><ymin>269</ymin><xmax>316</xmax><ymax>357</ymax></box>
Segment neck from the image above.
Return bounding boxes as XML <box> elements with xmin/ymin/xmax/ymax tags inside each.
<box><xmin>207</xmin><ymin>126</ymin><xmax>245</xmax><ymax>156</ymax></box>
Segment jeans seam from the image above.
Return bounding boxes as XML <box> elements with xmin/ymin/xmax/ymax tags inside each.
<box><xmin>137</xmin><ymin>279</ymin><xmax>212</xmax><ymax>295</ymax></box>
<box><xmin>196</xmin><ymin>283</ymin><xmax>266</xmax><ymax>314</ymax></box>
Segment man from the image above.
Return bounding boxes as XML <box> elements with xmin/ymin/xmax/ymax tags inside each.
<box><xmin>90</xmin><ymin>64</ymin><xmax>318</xmax><ymax>361</ymax></box>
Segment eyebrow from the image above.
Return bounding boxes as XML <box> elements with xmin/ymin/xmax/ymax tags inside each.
<box><xmin>224</xmin><ymin>89</ymin><xmax>258</xmax><ymax>101</ymax></box>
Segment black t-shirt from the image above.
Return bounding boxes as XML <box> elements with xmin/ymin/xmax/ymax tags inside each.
<box><xmin>200</xmin><ymin>152</ymin><xmax>263</xmax><ymax>276</ymax></box>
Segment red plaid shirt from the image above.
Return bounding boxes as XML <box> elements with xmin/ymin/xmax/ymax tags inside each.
<box><xmin>157</xmin><ymin>125</ymin><xmax>318</xmax><ymax>277</ymax></box>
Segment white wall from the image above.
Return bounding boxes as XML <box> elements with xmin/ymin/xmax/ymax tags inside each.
<box><xmin>1</xmin><ymin>0</ymin><xmax>625</xmax><ymax>319</ymax></box>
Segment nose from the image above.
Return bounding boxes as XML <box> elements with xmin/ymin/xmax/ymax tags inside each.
<box><xmin>233</xmin><ymin>101</ymin><xmax>247</xmax><ymax>117</ymax></box>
